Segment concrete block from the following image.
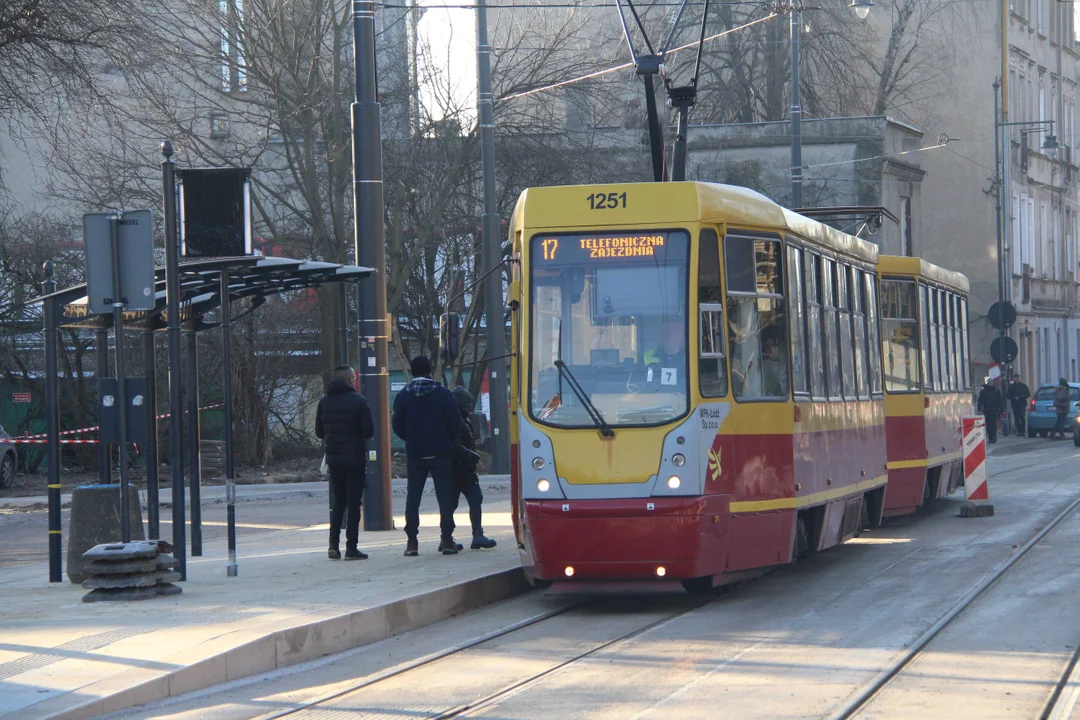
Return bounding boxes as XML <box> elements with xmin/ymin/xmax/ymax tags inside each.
<box><xmin>66</xmin><ymin>485</ymin><xmax>145</xmax><ymax>584</ymax></box>
<box><xmin>960</xmin><ymin>503</ymin><xmax>995</xmax><ymax>517</ymax></box>
<box><xmin>169</xmin><ymin>654</ymin><xmax>227</xmax><ymax>697</ymax></box>
<box><xmin>82</xmin><ymin>583</ymin><xmax>182</xmax><ymax>603</ymax></box>
<box><xmin>350</xmin><ymin>604</ymin><xmax>390</xmax><ymax>647</ymax></box>
<box><xmin>275</xmin><ymin>613</ymin><xmax>353</xmax><ymax>666</ymax></box>
<box><xmin>224</xmin><ymin>633</ymin><xmax>278</xmax><ymax>681</ymax></box>
<box><xmin>82</xmin><ymin>557</ymin><xmax>159</xmax><ymax>575</ymax></box>
<box><xmin>82</xmin><ymin>570</ymin><xmax>181</xmax><ymax>589</ymax></box>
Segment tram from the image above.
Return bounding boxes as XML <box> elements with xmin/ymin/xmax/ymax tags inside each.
<box><xmin>507</xmin><ymin>181</ymin><xmax>892</xmax><ymax>591</ymax></box>
<box><xmin>877</xmin><ymin>256</ymin><xmax>970</xmax><ymax>516</ymax></box>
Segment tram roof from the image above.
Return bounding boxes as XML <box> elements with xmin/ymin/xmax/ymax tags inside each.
<box><xmin>515</xmin><ymin>181</ymin><xmax>878</xmax><ymax>264</ymax></box>
<box><xmin>877</xmin><ymin>255</ymin><xmax>970</xmax><ymax>293</ymax></box>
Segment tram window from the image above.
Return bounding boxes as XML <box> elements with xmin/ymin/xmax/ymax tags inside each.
<box><xmin>948</xmin><ymin>294</ymin><xmax>960</xmax><ymax>392</ymax></box>
<box><xmin>960</xmin><ymin>297</ymin><xmax>970</xmax><ymax>390</ymax></box>
<box><xmin>863</xmin><ymin>272</ymin><xmax>883</xmax><ymax>395</ymax></box>
<box><xmin>938</xmin><ymin>290</ymin><xmax>950</xmax><ymax>392</ymax></box>
<box><xmin>698</xmin><ymin>229</ymin><xmax>727</xmax><ymax>398</ymax></box>
<box><xmin>920</xmin><ymin>284</ymin><xmax>933</xmax><ymax>391</ymax></box>
<box><xmin>822</xmin><ymin>259</ymin><xmax>842</xmax><ymax>400</ymax></box>
<box><xmin>930</xmin><ymin>288</ymin><xmax>943</xmax><ymax>394</ymax></box>
<box><xmin>787</xmin><ymin>244</ymin><xmax>809</xmax><ymax>396</ymax></box>
<box><xmin>805</xmin><ymin>253</ymin><xmax>827</xmax><ymax>399</ymax></box>
<box><xmin>880</xmin><ymin>279</ymin><xmax>921</xmax><ymax>393</ymax></box>
<box><xmin>837</xmin><ymin>265</ymin><xmax>856</xmax><ymax>400</ymax></box>
<box><xmin>725</xmin><ymin>236</ymin><xmax>789</xmax><ymax>400</ymax></box>
<box><xmin>850</xmin><ymin>266</ymin><xmax>869</xmax><ymax>398</ymax></box>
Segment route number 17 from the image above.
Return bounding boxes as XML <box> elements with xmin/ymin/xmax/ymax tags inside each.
<box><xmin>587</xmin><ymin>192</ymin><xmax>627</xmax><ymax>210</ymax></box>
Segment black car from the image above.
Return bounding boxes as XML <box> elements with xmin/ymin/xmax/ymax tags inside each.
<box><xmin>0</xmin><ymin>425</ymin><xmax>17</xmax><ymax>488</ymax></box>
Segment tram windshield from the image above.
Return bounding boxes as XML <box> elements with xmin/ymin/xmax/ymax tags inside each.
<box><xmin>529</xmin><ymin>230</ymin><xmax>690</xmax><ymax>428</ymax></box>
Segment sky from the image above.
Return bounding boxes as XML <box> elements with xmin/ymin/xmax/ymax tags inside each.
<box><xmin>416</xmin><ymin>3</ymin><xmax>478</xmax><ymax>125</ymax></box>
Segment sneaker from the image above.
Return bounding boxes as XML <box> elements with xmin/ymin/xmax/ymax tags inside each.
<box><xmin>344</xmin><ymin>548</ymin><xmax>368</xmax><ymax>560</ymax></box>
<box><xmin>471</xmin><ymin>534</ymin><xmax>497</xmax><ymax>550</ymax></box>
<box><xmin>404</xmin><ymin>538</ymin><xmax>418</xmax><ymax>557</ymax></box>
<box><xmin>328</xmin><ymin>548</ymin><xmax>341</xmax><ymax>560</ymax></box>
<box><xmin>439</xmin><ymin>538</ymin><xmax>459</xmax><ymax>555</ymax></box>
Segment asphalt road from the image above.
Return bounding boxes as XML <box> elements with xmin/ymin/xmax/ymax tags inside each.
<box><xmin>96</xmin><ymin>439</ymin><xmax>1080</xmax><ymax>720</ymax></box>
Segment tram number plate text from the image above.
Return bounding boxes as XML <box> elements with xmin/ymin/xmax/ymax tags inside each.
<box><xmin>586</xmin><ymin>192</ymin><xmax>627</xmax><ymax>210</ymax></box>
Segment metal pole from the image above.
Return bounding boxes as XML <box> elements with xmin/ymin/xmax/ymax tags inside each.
<box><xmin>95</xmin><ymin>329</ymin><xmax>112</xmax><ymax>485</ymax></box>
<box><xmin>42</xmin><ymin>263</ymin><xmax>62</xmax><ymax>582</ymax></box>
<box><xmin>352</xmin><ymin>0</ymin><xmax>393</xmax><ymax>530</ymax></box>
<box><xmin>162</xmin><ymin>141</ymin><xmax>186</xmax><ymax>580</ymax></box>
<box><xmin>671</xmin><ymin>102</ymin><xmax>690</xmax><ymax>182</ymax></box>
<box><xmin>338</xmin><ymin>284</ymin><xmax>349</xmax><ymax>366</ymax></box>
<box><xmin>185</xmin><ymin>327</ymin><xmax>202</xmax><ymax>555</ymax></box>
<box><xmin>143</xmin><ymin>329</ymin><xmax>160</xmax><ymax>539</ymax></box>
<box><xmin>642</xmin><ymin>71</ymin><xmax>665</xmax><ymax>183</ymax></box>
<box><xmin>994</xmin><ymin>80</ymin><xmax>1010</xmax><ymax>430</ymax></box>
<box><xmin>221</xmin><ymin>269</ymin><xmax>237</xmax><ymax>577</ymax></box>
<box><xmin>790</xmin><ymin>5</ymin><xmax>802</xmax><ymax>209</ymax></box>
<box><xmin>109</xmin><ymin>214</ymin><xmax>132</xmax><ymax>544</ymax></box>
<box><xmin>477</xmin><ymin>0</ymin><xmax>509</xmax><ymax>474</ymax></box>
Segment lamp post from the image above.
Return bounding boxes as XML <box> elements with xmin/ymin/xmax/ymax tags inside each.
<box><xmin>787</xmin><ymin>0</ymin><xmax>872</xmax><ymax>209</ymax></box>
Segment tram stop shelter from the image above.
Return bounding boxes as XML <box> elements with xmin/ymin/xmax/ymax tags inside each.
<box><xmin>37</xmin><ymin>255</ymin><xmax>374</xmax><ymax>581</ymax></box>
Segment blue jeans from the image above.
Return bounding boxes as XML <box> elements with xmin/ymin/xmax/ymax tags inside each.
<box><xmin>405</xmin><ymin>455</ymin><xmax>455</xmax><ymax>541</ymax></box>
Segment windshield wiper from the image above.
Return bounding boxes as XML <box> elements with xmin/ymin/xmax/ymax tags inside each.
<box><xmin>554</xmin><ymin>360</ymin><xmax>615</xmax><ymax>438</ymax></box>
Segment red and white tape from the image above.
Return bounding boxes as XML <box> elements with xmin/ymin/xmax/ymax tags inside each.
<box><xmin>17</xmin><ymin>403</ymin><xmax>225</xmax><ymax>441</ymax></box>
<box><xmin>11</xmin><ymin>438</ymin><xmax>100</xmax><ymax>445</ymax></box>
<box><xmin>962</xmin><ymin>416</ymin><xmax>989</xmax><ymax>502</ymax></box>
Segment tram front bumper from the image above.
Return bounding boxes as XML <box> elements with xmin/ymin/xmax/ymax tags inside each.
<box><xmin>522</xmin><ymin>495</ymin><xmax>730</xmax><ymax>581</ymax></box>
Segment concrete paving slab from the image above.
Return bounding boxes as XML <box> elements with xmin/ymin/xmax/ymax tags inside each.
<box><xmin>0</xmin><ymin>494</ymin><xmax>524</xmax><ymax>720</ymax></box>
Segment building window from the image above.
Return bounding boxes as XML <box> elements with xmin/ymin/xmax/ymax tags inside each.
<box><xmin>210</xmin><ymin>113</ymin><xmax>229</xmax><ymax>139</ymax></box>
<box><xmin>901</xmin><ymin>197</ymin><xmax>913</xmax><ymax>256</ymax></box>
<box><xmin>220</xmin><ymin>0</ymin><xmax>247</xmax><ymax>93</ymax></box>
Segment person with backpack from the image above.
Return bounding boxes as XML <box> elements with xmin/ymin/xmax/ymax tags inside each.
<box><xmin>315</xmin><ymin>365</ymin><xmax>374</xmax><ymax>560</ymax></box>
<box><xmin>449</xmin><ymin>386</ymin><xmax>497</xmax><ymax>551</ymax></box>
<box><xmin>1053</xmin><ymin>378</ymin><xmax>1072</xmax><ymax>440</ymax></box>
<box><xmin>392</xmin><ymin>356</ymin><xmax>463</xmax><ymax>557</ymax></box>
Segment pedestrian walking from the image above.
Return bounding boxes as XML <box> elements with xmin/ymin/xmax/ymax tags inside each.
<box><xmin>450</xmin><ymin>386</ymin><xmax>497</xmax><ymax>551</ymax></box>
<box><xmin>315</xmin><ymin>365</ymin><xmax>374</xmax><ymax>560</ymax></box>
<box><xmin>977</xmin><ymin>378</ymin><xmax>1003</xmax><ymax>444</ymax></box>
<box><xmin>1006</xmin><ymin>373</ymin><xmax>1030</xmax><ymax>437</ymax></box>
<box><xmin>392</xmin><ymin>356</ymin><xmax>462</xmax><ymax>557</ymax></box>
<box><xmin>1053</xmin><ymin>377</ymin><xmax>1071</xmax><ymax>440</ymax></box>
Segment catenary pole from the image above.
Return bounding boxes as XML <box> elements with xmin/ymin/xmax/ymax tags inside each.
<box><xmin>789</xmin><ymin>5</ymin><xmax>802</xmax><ymax>209</ymax></box>
<box><xmin>352</xmin><ymin>0</ymin><xmax>393</xmax><ymax>530</ymax></box>
<box><xmin>477</xmin><ymin>0</ymin><xmax>510</xmax><ymax>473</ymax></box>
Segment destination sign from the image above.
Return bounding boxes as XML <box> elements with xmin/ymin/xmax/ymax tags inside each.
<box><xmin>534</xmin><ymin>232</ymin><xmax>673</xmax><ymax>264</ymax></box>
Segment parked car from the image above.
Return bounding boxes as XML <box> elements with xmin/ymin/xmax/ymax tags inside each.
<box><xmin>0</xmin><ymin>425</ymin><xmax>16</xmax><ymax>488</ymax></box>
<box><xmin>1027</xmin><ymin>382</ymin><xmax>1080</xmax><ymax>438</ymax></box>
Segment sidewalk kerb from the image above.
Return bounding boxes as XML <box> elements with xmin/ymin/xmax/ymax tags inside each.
<box><xmin>21</xmin><ymin>567</ymin><xmax>529</xmax><ymax>720</ymax></box>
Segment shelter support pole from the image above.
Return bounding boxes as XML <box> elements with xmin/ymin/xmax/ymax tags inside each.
<box><xmin>221</xmin><ymin>269</ymin><xmax>237</xmax><ymax>577</ymax></box>
<box><xmin>185</xmin><ymin>327</ymin><xmax>202</xmax><ymax>556</ymax></box>
<box><xmin>162</xmin><ymin>141</ymin><xmax>187</xmax><ymax>580</ymax></box>
<box><xmin>42</xmin><ymin>265</ymin><xmax>62</xmax><ymax>582</ymax></box>
<box><xmin>144</xmin><ymin>329</ymin><xmax>160</xmax><ymax>539</ymax></box>
<box><xmin>95</xmin><ymin>328</ymin><xmax>112</xmax><ymax>485</ymax></box>
<box><xmin>109</xmin><ymin>213</ymin><xmax>132</xmax><ymax>544</ymax></box>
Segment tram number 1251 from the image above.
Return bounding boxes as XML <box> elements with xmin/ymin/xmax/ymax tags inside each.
<box><xmin>587</xmin><ymin>192</ymin><xmax>627</xmax><ymax>210</ymax></box>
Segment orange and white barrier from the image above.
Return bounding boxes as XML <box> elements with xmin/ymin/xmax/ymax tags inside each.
<box><xmin>962</xmin><ymin>416</ymin><xmax>991</xmax><ymax>512</ymax></box>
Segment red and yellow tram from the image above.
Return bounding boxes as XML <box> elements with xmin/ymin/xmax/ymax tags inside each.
<box><xmin>507</xmin><ymin>182</ymin><xmax>901</xmax><ymax>591</ymax></box>
<box><xmin>877</xmin><ymin>256</ymin><xmax>970</xmax><ymax>516</ymax></box>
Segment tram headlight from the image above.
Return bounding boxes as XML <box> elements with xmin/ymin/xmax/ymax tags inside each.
<box><xmin>672</xmin><ymin>453</ymin><xmax>686</xmax><ymax>467</ymax></box>
<box><xmin>565</xmin><ymin>566</ymin><xmax>575</xmax><ymax>577</ymax></box>
<box><xmin>667</xmin><ymin>476</ymin><xmax>681</xmax><ymax>489</ymax></box>
<box><xmin>532</xmin><ymin>457</ymin><xmax>545</xmax><ymax>470</ymax></box>
<box><xmin>655</xmin><ymin>566</ymin><xmax>667</xmax><ymax>577</ymax></box>
<box><xmin>537</xmin><ymin>478</ymin><xmax>551</xmax><ymax>492</ymax></box>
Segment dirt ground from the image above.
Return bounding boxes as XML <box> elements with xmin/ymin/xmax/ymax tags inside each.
<box><xmin>0</xmin><ymin>451</ymin><xmax>495</xmax><ymax>498</ymax></box>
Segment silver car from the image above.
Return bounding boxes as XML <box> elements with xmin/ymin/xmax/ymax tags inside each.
<box><xmin>0</xmin><ymin>425</ymin><xmax>16</xmax><ymax>488</ymax></box>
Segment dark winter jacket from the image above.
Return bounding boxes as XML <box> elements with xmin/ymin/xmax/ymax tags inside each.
<box><xmin>1006</xmin><ymin>381</ymin><xmax>1031</xmax><ymax>409</ymax></box>
<box><xmin>1054</xmin><ymin>384</ymin><xmax>1072</xmax><ymax>413</ymax></box>
<box><xmin>452</xmin><ymin>415</ymin><xmax>481</xmax><ymax>489</ymax></box>
<box><xmin>315</xmin><ymin>380</ymin><xmax>374</xmax><ymax>466</ymax></box>
<box><xmin>977</xmin><ymin>385</ymin><xmax>1003</xmax><ymax>415</ymax></box>
<box><xmin>391</xmin><ymin>377</ymin><xmax>462</xmax><ymax>458</ymax></box>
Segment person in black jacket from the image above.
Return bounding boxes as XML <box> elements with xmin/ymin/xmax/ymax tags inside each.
<box><xmin>1006</xmin><ymin>374</ymin><xmax>1030</xmax><ymax>436</ymax></box>
<box><xmin>315</xmin><ymin>365</ymin><xmax>374</xmax><ymax>560</ymax></box>
<box><xmin>450</xmin><ymin>386</ymin><xmax>496</xmax><ymax>550</ymax></box>
<box><xmin>392</xmin><ymin>356</ymin><xmax>463</xmax><ymax>557</ymax></box>
<box><xmin>977</xmin><ymin>378</ymin><xmax>1003</xmax><ymax>444</ymax></box>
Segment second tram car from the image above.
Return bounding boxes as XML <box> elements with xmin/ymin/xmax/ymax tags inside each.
<box><xmin>877</xmin><ymin>256</ymin><xmax>971</xmax><ymax>516</ymax></box>
<box><xmin>507</xmin><ymin>182</ymin><xmax>899</xmax><ymax>591</ymax></box>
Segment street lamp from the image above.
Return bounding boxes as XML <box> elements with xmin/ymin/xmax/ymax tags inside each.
<box><xmin>789</xmin><ymin>0</ymin><xmax>870</xmax><ymax>209</ymax></box>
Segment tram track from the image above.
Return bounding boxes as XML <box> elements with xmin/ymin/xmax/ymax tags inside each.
<box><xmin>260</xmin><ymin>595</ymin><xmax>715</xmax><ymax>720</ymax></box>
<box><xmin>826</xmin><ymin>485</ymin><xmax>1080</xmax><ymax>720</ymax></box>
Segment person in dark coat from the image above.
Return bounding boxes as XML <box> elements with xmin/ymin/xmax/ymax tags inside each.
<box><xmin>1006</xmin><ymin>374</ymin><xmax>1030</xmax><ymax>436</ymax></box>
<box><xmin>450</xmin><ymin>386</ymin><xmax>496</xmax><ymax>550</ymax></box>
<box><xmin>315</xmin><ymin>365</ymin><xmax>374</xmax><ymax>560</ymax></box>
<box><xmin>1053</xmin><ymin>377</ymin><xmax>1072</xmax><ymax>440</ymax></box>
<box><xmin>392</xmin><ymin>356</ymin><xmax>462</xmax><ymax>557</ymax></box>
<box><xmin>977</xmin><ymin>378</ymin><xmax>1003</xmax><ymax>444</ymax></box>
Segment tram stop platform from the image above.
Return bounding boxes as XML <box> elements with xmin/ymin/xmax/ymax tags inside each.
<box><xmin>0</xmin><ymin>480</ymin><xmax>522</xmax><ymax>720</ymax></box>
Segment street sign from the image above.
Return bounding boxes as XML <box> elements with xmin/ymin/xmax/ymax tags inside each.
<box><xmin>11</xmin><ymin>392</ymin><xmax>30</xmax><ymax>403</ymax></box>
<box><xmin>83</xmin><ymin>210</ymin><xmax>156</xmax><ymax>315</ymax></box>
<box><xmin>98</xmin><ymin>378</ymin><xmax>149</xmax><ymax>444</ymax></box>
<box><xmin>990</xmin><ymin>336</ymin><xmax>1018</xmax><ymax>364</ymax></box>
<box><xmin>987</xmin><ymin>301</ymin><xmax>1016</xmax><ymax>330</ymax></box>
<box><xmin>179</xmin><ymin>168</ymin><xmax>252</xmax><ymax>258</ymax></box>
